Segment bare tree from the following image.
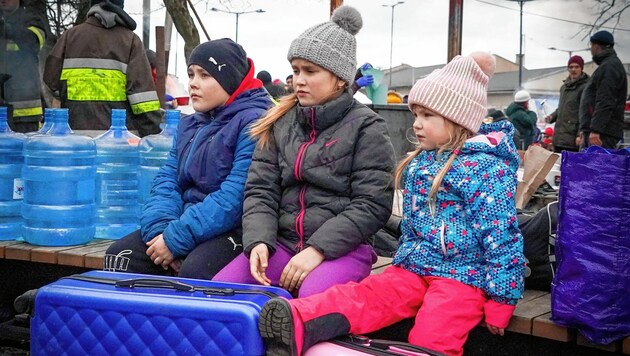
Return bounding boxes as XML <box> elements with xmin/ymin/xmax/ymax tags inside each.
<box><xmin>589</xmin><ymin>0</ymin><xmax>630</xmax><ymax>33</ymax></box>
<box><xmin>163</xmin><ymin>0</ymin><xmax>200</xmax><ymax>62</ymax></box>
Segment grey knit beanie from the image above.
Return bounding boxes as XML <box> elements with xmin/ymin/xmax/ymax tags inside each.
<box><xmin>287</xmin><ymin>6</ymin><xmax>362</xmax><ymax>84</ymax></box>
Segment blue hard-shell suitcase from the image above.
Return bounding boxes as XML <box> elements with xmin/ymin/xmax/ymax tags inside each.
<box><xmin>30</xmin><ymin>270</ymin><xmax>291</xmax><ymax>355</ymax></box>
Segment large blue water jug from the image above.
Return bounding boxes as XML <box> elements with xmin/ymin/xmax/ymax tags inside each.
<box><xmin>94</xmin><ymin>109</ymin><xmax>140</xmax><ymax>239</ymax></box>
<box><xmin>0</xmin><ymin>107</ymin><xmax>26</xmax><ymax>240</ymax></box>
<box><xmin>22</xmin><ymin>108</ymin><xmax>97</xmax><ymax>246</ymax></box>
<box><xmin>138</xmin><ymin>110</ymin><xmax>180</xmax><ymax>209</ymax></box>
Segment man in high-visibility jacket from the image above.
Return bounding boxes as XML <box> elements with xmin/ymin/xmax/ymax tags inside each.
<box><xmin>44</xmin><ymin>0</ymin><xmax>161</xmax><ymax>137</ymax></box>
<box><xmin>0</xmin><ymin>0</ymin><xmax>46</xmax><ymax>132</ymax></box>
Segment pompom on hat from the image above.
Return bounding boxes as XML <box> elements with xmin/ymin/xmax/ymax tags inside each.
<box><xmin>287</xmin><ymin>5</ymin><xmax>362</xmax><ymax>84</ymax></box>
<box><xmin>407</xmin><ymin>52</ymin><xmax>496</xmax><ymax>134</ymax></box>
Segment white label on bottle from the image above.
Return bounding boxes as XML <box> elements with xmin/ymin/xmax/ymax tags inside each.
<box><xmin>13</xmin><ymin>178</ymin><xmax>24</xmax><ymax>200</ymax></box>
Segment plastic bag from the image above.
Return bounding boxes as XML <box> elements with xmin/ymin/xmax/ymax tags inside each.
<box><xmin>551</xmin><ymin>146</ymin><xmax>630</xmax><ymax>344</ymax></box>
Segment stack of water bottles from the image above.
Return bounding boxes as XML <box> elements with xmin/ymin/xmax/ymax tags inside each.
<box><xmin>0</xmin><ymin>108</ymin><xmax>180</xmax><ymax>244</ymax></box>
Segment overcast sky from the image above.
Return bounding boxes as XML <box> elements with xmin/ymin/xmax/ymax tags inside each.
<box><xmin>125</xmin><ymin>0</ymin><xmax>630</xmax><ymax>89</ymax></box>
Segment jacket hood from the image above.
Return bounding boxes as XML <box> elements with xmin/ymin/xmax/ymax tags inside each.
<box><xmin>460</xmin><ymin>119</ymin><xmax>520</xmax><ymax>171</ymax></box>
<box><xmin>193</xmin><ymin>87</ymin><xmax>271</xmax><ymax>124</ymax></box>
<box><xmin>87</xmin><ymin>3</ymin><xmax>136</xmax><ymax>30</ymax></box>
<box><xmin>505</xmin><ymin>102</ymin><xmax>527</xmax><ymax>116</ymax></box>
<box><xmin>593</xmin><ymin>47</ymin><xmax>617</xmax><ymax>65</ymax></box>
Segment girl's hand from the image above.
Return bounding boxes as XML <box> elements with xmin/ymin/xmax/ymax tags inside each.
<box><xmin>146</xmin><ymin>234</ymin><xmax>174</xmax><ymax>270</ymax></box>
<box><xmin>280</xmin><ymin>247</ymin><xmax>325</xmax><ymax>292</ymax></box>
<box><xmin>250</xmin><ymin>243</ymin><xmax>271</xmax><ymax>286</ymax></box>
<box><xmin>486</xmin><ymin>323</ymin><xmax>505</xmax><ymax>336</ymax></box>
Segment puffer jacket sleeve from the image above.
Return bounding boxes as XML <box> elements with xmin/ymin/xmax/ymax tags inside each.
<box><xmin>242</xmin><ymin>133</ymin><xmax>282</xmax><ymax>256</ymax></box>
<box><xmin>467</xmin><ymin>157</ymin><xmax>525</xmax><ymax>306</ymax></box>
<box><xmin>306</xmin><ymin>115</ymin><xmax>395</xmax><ymax>259</ymax></box>
<box><xmin>140</xmin><ymin>133</ymin><xmax>184</xmax><ymax>243</ymax></box>
<box><xmin>161</xmin><ymin>125</ymin><xmax>257</xmax><ymax>258</ymax></box>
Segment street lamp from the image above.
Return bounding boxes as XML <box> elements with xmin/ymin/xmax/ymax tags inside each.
<box><xmin>548</xmin><ymin>47</ymin><xmax>590</xmax><ymax>57</ymax></box>
<box><xmin>382</xmin><ymin>1</ymin><xmax>404</xmax><ymax>89</ymax></box>
<box><xmin>507</xmin><ymin>0</ymin><xmax>533</xmax><ymax>89</ymax></box>
<box><xmin>210</xmin><ymin>7</ymin><xmax>265</xmax><ymax>43</ymax></box>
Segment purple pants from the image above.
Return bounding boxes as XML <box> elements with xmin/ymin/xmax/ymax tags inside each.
<box><xmin>213</xmin><ymin>243</ymin><xmax>376</xmax><ymax>297</ymax></box>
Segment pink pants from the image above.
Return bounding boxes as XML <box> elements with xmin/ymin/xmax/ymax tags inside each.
<box><xmin>291</xmin><ymin>265</ymin><xmax>488</xmax><ymax>356</ymax></box>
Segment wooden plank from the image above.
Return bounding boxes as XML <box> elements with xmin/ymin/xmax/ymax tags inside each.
<box><xmin>4</xmin><ymin>241</ymin><xmax>37</xmax><ymax>261</ymax></box>
<box><xmin>57</xmin><ymin>240</ymin><xmax>114</xmax><ymax>267</ymax></box>
<box><xmin>84</xmin><ymin>242</ymin><xmax>116</xmax><ymax>269</ymax></box>
<box><xmin>30</xmin><ymin>240</ymin><xmax>108</xmax><ymax>265</ymax></box>
<box><xmin>507</xmin><ymin>290</ymin><xmax>552</xmax><ymax>335</ymax></box>
<box><xmin>532</xmin><ymin>312</ymin><xmax>574</xmax><ymax>342</ymax></box>
<box><xmin>576</xmin><ymin>334</ymin><xmax>620</xmax><ymax>353</ymax></box>
<box><xmin>0</xmin><ymin>240</ymin><xmax>23</xmax><ymax>258</ymax></box>
<box><xmin>371</xmin><ymin>256</ymin><xmax>393</xmax><ymax>275</ymax></box>
<box><xmin>623</xmin><ymin>337</ymin><xmax>630</xmax><ymax>354</ymax></box>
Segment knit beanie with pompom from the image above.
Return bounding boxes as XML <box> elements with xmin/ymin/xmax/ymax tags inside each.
<box><xmin>407</xmin><ymin>52</ymin><xmax>496</xmax><ymax>134</ymax></box>
<box><xmin>287</xmin><ymin>6</ymin><xmax>362</xmax><ymax>85</ymax></box>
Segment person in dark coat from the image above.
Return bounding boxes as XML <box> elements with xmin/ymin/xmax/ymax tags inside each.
<box><xmin>104</xmin><ymin>39</ymin><xmax>272</xmax><ymax>280</ymax></box>
<box><xmin>578</xmin><ymin>30</ymin><xmax>628</xmax><ymax>149</ymax></box>
<box><xmin>213</xmin><ymin>6</ymin><xmax>396</xmax><ymax>298</ymax></box>
<box><xmin>506</xmin><ymin>90</ymin><xmax>538</xmax><ymax>150</ymax></box>
<box><xmin>257</xmin><ymin>70</ymin><xmax>286</xmax><ymax>100</ymax></box>
<box><xmin>545</xmin><ymin>55</ymin><xmax>589</xmax><ymax>152</ymax></box>
<box><xmin>0</xmin><ymin>0</ymin><xmax>46</xmax><ymax>132</ymax></box>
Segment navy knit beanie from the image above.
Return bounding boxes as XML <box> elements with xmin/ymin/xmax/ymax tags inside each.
<box><xmin>590</xmin><ymin>30</ymin><xmax>614</xmax><ymax>47</ymax></box>
<box><xmin>188</xmin><ymin>38</ymin><xmax>250</xmax><ymax>95</ymax></box>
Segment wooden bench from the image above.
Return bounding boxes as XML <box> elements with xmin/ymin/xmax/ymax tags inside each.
<box><xmin>0</xmin><ymin>239</ymin><xmax>113</xmax><ymax>270</ymax></box>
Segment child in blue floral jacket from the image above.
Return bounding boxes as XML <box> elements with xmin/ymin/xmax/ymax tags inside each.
<box><xmin>256</xmin><ymin>52</ymin><xmax>525</xmax><ymax>356</ymax></box>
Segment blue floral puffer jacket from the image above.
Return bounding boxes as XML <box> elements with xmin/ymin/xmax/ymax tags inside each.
<box><xmin>393</xmin><ymin>120</ymin><xmax>525</xmax><ymax>305</ymax></box>
<box><xmin>141</xmin><ymin>88</ymin><xmax>272</xmax><ymax>257</ymax></box>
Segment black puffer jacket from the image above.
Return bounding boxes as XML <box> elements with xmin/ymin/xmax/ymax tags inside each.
<box><xmin>548</xmin><ymin>73</ymin><xmax>589</xmax><ymax>149</ymax></box>
<box><xmin>243</xmin><ymin>91</ymin><xmax>395</xmax><ymax>259</ymax></box>
<box><xmin>579</xmin><ymin>48</ymin><xmax>628</xmax><ymax>139</ymax></box>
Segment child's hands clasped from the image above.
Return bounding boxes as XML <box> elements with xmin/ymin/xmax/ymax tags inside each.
<box><xmin>146</xmin><ymin>234</ymin><xmax>175</xmax><ymax>270</ymax></box>
<box><xmin>250</xmin><ymin>243</ymin><xmax>272</xmax><ymax>286</ymax></box>
<box><xmin>280</xmin><ymin>246</ymin><xmax>325</xmax><ymax>292</ymax></box>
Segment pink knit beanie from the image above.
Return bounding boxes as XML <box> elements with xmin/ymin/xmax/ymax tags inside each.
<box><xmin>407</xmin><ymin>52</ymin><xmax>496</xmax><ymax>134</ymax></box>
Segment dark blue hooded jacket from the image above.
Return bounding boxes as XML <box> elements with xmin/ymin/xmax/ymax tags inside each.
<box><xmin>140</xmin><ymin>88</ymin><xmax>272</xmax><ymax>257</ymax></box>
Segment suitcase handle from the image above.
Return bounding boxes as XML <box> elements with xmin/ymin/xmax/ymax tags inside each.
<box><xmin>115</xmin><ymin>278</ymin><xmax>195</xmax><ymax>292</ymax></box>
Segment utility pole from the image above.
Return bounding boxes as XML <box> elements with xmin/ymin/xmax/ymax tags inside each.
<box><xmin>330</xmin><ymin>0</ymin><xmax>343</xmax><ymax>16</ymax></box>
<box><xmin>447</xmin><ymin>0</ymin><xmax>463</xmax><ymax>62</ymax></box>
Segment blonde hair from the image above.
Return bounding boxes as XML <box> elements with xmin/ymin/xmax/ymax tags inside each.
<box><xmin>394</xmin><ymin>106</ymin><xmax>472</xmax><ymax>214</ymax></box>
<box><xmin>250</xmin><ymin>76</ymin><xmax>346</xmax><ymax>148</ymax></box>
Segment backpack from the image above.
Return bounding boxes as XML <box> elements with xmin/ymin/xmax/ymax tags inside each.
<box><xmin>517</xmin><ymin>201</ymin><xmax>558</xmax><ymax>291</ymax></box>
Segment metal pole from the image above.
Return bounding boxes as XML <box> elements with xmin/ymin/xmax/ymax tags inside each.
<box><xmin>518</xmin><ymin>0</ymin><xmax>523</xmax><ymax>89</ymax></box>
<box><xmin>447</xmin><ymin>0</ymin><xmax>463</xmax><ymax>62</ymax></box>
<box><xmin>388</xmin><ymin>6</ymin><xmax>394</xmax><ymax>89</ymax></box>
<box><xmin>235</xmin><ymin>13</ymin><xmax>240</xmax><ymax>43</ymax></box>
<box><xmin>143</xmin><ymin>0</ymin><xmax>150</xmax><ymax>49</ymax></box>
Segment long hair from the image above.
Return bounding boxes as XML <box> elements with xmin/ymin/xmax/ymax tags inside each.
<box><xmin>250</xmin><ymin>93</ymin><xmax>298</xmax><ymax>148</ymax></box>
<box><xmin>394</xmin><ymin>109</ymin><xmax>472</xmax><ymax>215</ymax></box>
